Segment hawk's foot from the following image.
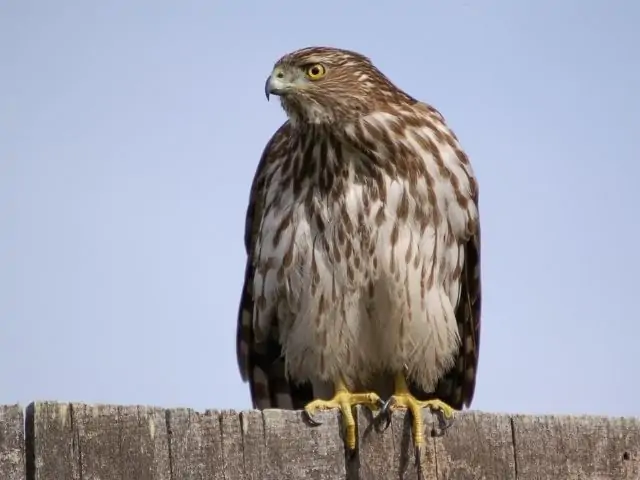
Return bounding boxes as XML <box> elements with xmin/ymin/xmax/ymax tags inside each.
<box><xmin>304</xmin><ymin>381</ymin><xmax>383</xmax><ymax>451</ymax></box>
<box><xmin>381</xmin><ymin>375</ymin><xmax>456</xmax><ymax>464</ymax></box>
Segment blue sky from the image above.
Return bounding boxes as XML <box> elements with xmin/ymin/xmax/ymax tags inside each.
<box><xmin>2</xmin><ymin>0</ymin><xmax>638</xmax><ymax>417</ymax></box>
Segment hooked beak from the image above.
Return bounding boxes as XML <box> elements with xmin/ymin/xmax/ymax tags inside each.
<box><xmin>264</xmin><ymin>75</ymin><xmax>272</xmax><ymax>100</ymax></box>
<box><xmin>264</xmin><ymin>72</ymin><xmax>289</xmax><ymax>101</ymax></box>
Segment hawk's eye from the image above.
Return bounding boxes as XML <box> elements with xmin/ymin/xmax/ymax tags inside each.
<box><xmin>305</xmin><ymin>63</ymin><xmax>326</xmax><ymax>80</ymax></box>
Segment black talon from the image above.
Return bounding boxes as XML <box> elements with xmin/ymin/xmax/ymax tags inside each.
<box><xmin>416</xmin><ymin>449</ymin><xmax>426</xmax><ymax>480</ymax></box>
<box><xmin>428</xmin><ymin>407</ymin><xmax>454</xmax><ymax>437</ymax></box>
<box><xmin>304</xmin><ymin>410</ymin><xmax>323</xmax><ymax>426</ymax></box>
<box><xmin>376</xmin><ymin>397</ymin><xmax>395</xmax><ymax>431</ymax></box>
<box><xmin>382</xmin><ymin>396</ymin><xmax>396</xmax><ymax>413</ymax></box>
<box><xmin>381</xmin><ymin>412</ymin><xmax>392</xmax><ymax>431</ymax></box>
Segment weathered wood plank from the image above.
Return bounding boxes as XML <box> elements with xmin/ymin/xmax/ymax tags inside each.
<box><xmin>258</xmin><ymin>409</ymin><xmax>347</xmax><ymax>479</ymax></box>
<box><xmin>0</xmin><ymin>404</ymin><xmax>25</xmax><ymax>480</ymax></box>
<box><xmin>26</xmin><ymin>402</ymin><xmax>77</xmax><ymax>480</ymax></box>
<box><xmin>356</xmin><ymin>406</ymin><xmax>436</xmax><ymax>480</ymax></box>
<box><xmin>356</xmin><ymin>407</ymin><xmax>517</xmax><ymax>479</ymax></box>
<box><xmin>219</xmin><ymin>409</ymin><xmax>247</xmax><ymax>478</ymax></box>
<box><xmin>28</xmin><ymin>401</ymin><xmax>171</xmax><ymax>480</ymax></box>
<box><xmin>434</xmin><ymin>410</ymin><xmax>516</xmax><ymax>479</ymax></box>
<box><xmin>205</xmin><ymin>408</ymin><xmax>347</xmax><ymax>479</ymax></box>
<box><xmin>20</xmin><ymin>402</ymin><xmax>640</xmax><ymax>479</ymax></box>
<box><xmin>355</xmin><ymin>406</ymin><xmax>397</xmax><ymax>479</ymax></box>
<box><xmin>74</xmin><ymin>403</ymin><xmax>171</xmax><ymax>479</ymax></box>
<box><xmin>239</xmin><ymin>409</ymin><xmax>267</xmax><ymax>478</ymax></box>
<box><xmin>513</xmin><ymin>414</ymin><xmax>640</xmax><ymax>479</ymax></box>
<box><xmin>166</xmin><ymin>408</ymin><xmax>224</xmax><ymax>480</ymax></box>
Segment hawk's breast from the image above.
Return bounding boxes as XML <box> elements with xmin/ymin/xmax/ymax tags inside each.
<box><xmin>251</xmin><ymin>118</ymin><xmax>478</xmax><ymax>391</ymax></box>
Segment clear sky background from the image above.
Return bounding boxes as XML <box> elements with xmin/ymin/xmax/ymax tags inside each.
<box><xmin>2</xmin><ymin>1</ymin><xmax>638</xmax><ymax>418</ymax></box>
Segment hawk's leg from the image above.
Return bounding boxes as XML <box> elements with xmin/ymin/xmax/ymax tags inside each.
<box><xmin>304</xmin><ymin>379</ymin><xmax>383</xmax><ymax>451</ymax></box>
<box><xmin>381</xmin><ymin>373</ymin><xmax>456</xmax><ymax>462</ymax></box>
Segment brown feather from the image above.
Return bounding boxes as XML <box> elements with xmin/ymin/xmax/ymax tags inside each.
<box><xmin>236</xmin><ymin>122</ymin><xmax>314</xmax><ymax>409</ymax></box>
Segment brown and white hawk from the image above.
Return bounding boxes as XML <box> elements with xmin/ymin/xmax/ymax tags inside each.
<box><xmin>236</xmin><ymin>46</ymin><xmax>481</xmax><ymax>456</ymax></box>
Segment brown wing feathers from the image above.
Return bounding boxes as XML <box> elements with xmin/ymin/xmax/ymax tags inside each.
<box><xmin>411</xmin><ymin>190</ymin><xmax>482</xmax><ymax>409</ymax></box>
<box><xmin>235</xmin><ymin>125</ymin><xmax>314</xmax><ymax>410</ymax></box>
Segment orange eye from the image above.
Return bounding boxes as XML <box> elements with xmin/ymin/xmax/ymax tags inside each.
<box><xmin>305</xmin><ymin>63</ymin><xmax>326</xmax><ymax>80</ymax></box>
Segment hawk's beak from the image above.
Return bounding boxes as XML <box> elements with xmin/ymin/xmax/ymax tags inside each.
<box><xmin>265</xmin><ymin>72</ymin><xmax>288</xmax><ymax>101</ymax></box>
<box><xmin>265</xmin><ymin>75</ymin><xmax>272</xmax><ymax>101</ymax></box>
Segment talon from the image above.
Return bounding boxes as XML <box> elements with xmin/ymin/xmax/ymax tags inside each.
<box><xmin>381</xmin><ymin>396</ymin><xmax>396</xmax><ymax>414</ymax></box>
<box><xmin>377</xmin><ymin>397</ymin><xmax>395</xmax><ymax>432</ymax></box>
<box><xmin>386</xmin><ymin>374</ymin><xmax>458</xmax><ymax>464</ymax></box>
<box><xmin>304</xmin><ymin>409</ymin><xmax>323</xmax><ymax>426</ymax></box>
<box><xmin>303</xmin><ymin>380</ymin><xmax>382</xmax><ymax>451</ymax></box>
<box><xmin>427</xmin><ymin>400</ymin><xmax>456</xmax><ymax>436</ymax></box>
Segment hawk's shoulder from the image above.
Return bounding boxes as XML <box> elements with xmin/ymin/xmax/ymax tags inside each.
<box><xmin>243</xmin><ymin>121</ymin><xmax>292</xmax><ymax>254</ymax></box>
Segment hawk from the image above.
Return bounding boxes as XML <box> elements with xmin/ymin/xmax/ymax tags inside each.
<box><xmin>236</xmin><ymin>46</ymin><xmax>481</xmax><ymax>457</ymax></box>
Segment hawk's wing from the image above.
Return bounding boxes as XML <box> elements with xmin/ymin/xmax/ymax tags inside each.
<box><xmin>411</xmin><ymin>190</ymin><xmax>482</xmax><ymax>410</ymax></box>
<box><xmin>236</xmin><ymin>121</ymin><xmax>314</xmax><ymax>410</ymax></box>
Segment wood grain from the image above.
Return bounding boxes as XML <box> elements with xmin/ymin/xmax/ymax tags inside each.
<box><xmin>0</xmin><ymin>402</ymin><xmax>635</xmax><ymax>479</ymax></box>
<box><xmin>0</xmin><ymin>404</ymin><xmax>24</xmax><ymax>480</ymax></box>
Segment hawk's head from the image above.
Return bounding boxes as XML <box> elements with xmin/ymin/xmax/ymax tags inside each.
<box><xmin>265</xmin><ymin>46</ymin><xmax>413</xmax><ymax>126</ymax></box>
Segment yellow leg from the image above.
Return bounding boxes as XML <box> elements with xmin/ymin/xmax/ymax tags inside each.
<box><xmin>386</xmin><ymin>374</ymin><xmax>456</xmax><ymax>453</ymax></box>
<box><xmin>304</xmin><ymin>379</ymin><xmax>383</xmax><ymax>451</ymax></box>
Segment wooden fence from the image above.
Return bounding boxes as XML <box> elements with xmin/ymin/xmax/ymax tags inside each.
<box><xmin>0</xmin><ymin>402</ymin><xmax>637</xmax><ymax>479</ymax></box>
